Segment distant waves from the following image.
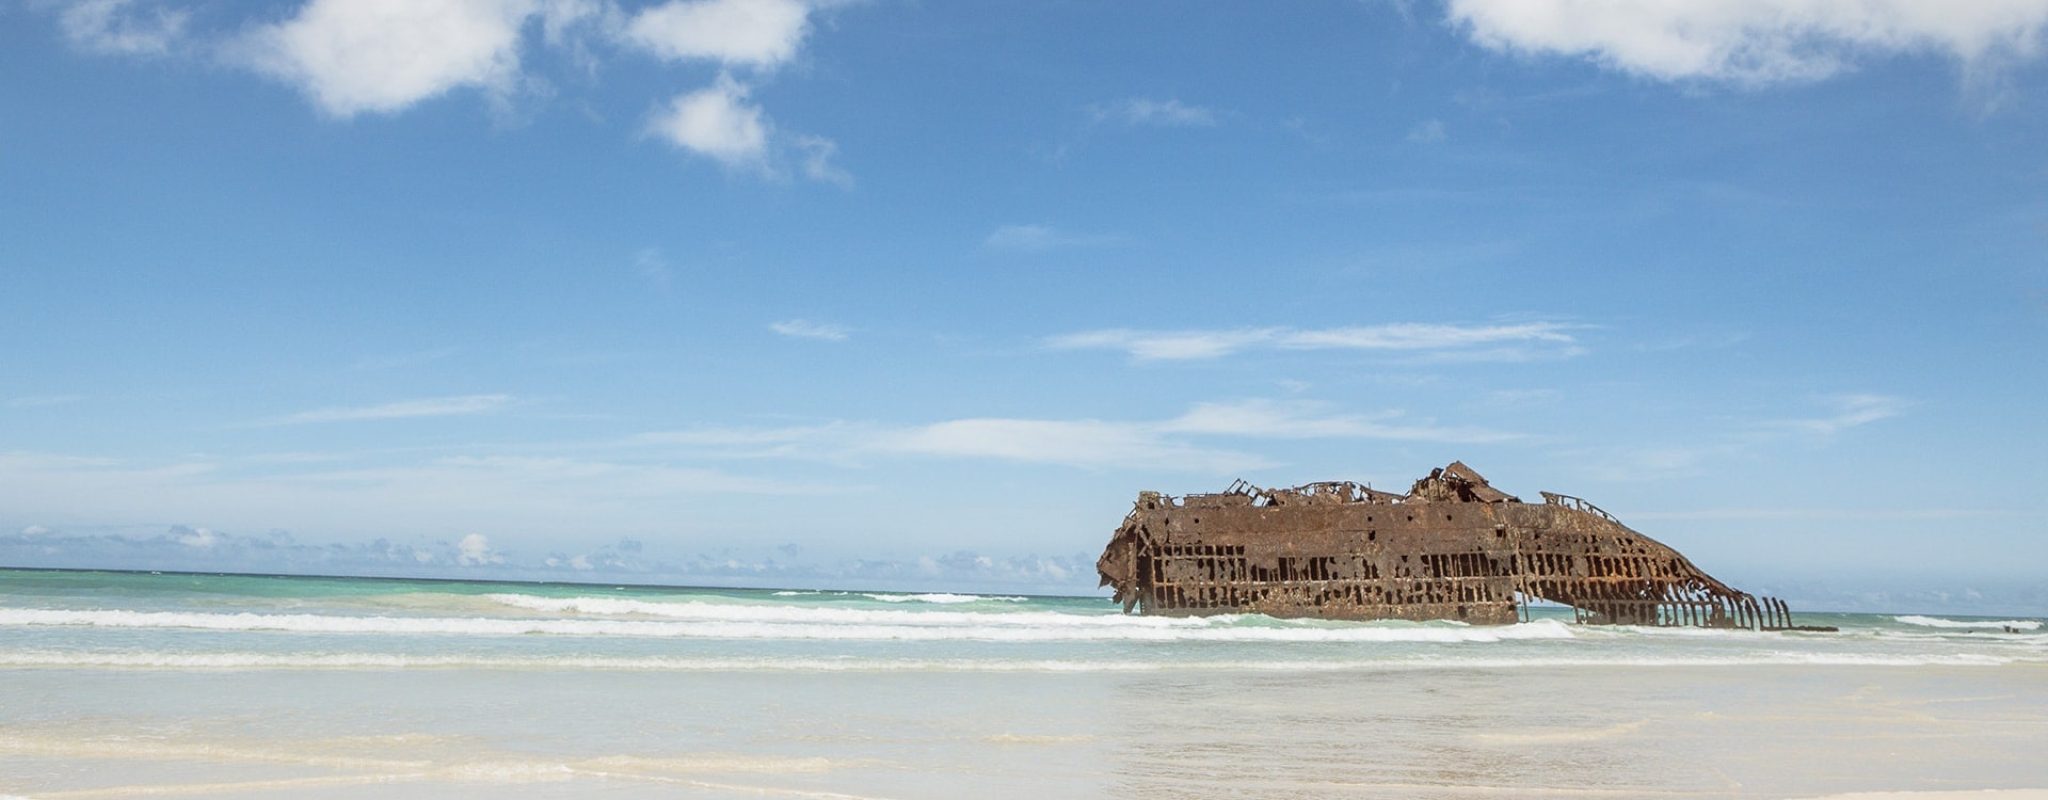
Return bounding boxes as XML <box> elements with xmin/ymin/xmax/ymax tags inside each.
<box><xmin>1895</xmin><ymin>615</ymin><xmax>2042</xmax><ymax>631</ymax></box>
<box><xmin>0</xmin><ymin>650</ymin><xmax>2018</xmax><ymax>672</ymax></box>
<box><xmin>769</xmin><ymin>590</ymin><xmax>1028</xmax><ymax>603</ymax></box>
<box><xmin>0</xmin><ymin>606</ymin><xmax>1579</xmax><ymax>643</ymax></box>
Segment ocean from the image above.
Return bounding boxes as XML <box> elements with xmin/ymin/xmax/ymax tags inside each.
<box><xmin>1</xmin><ymin>568</ymin><xmax>2044</xmax><ymax>799</ymax></box>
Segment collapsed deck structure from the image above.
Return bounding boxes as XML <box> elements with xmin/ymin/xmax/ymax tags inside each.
<box><xmin>1096</xmin><ymin>462</ymin><xmax>1813</xmax><ymax>630</ymax></box>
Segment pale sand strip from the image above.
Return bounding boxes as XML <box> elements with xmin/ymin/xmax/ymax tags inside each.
<box><xmin>1791</xmin><ymin>791</ymin><xmax>2048</xmax><ymax>800</ymax></box>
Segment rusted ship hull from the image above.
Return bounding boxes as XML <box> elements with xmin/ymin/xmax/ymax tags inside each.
<box><xmin>1096</xmin><ymin>463</ymin><xmax>1812</xmax><ymax>630</ymax></box>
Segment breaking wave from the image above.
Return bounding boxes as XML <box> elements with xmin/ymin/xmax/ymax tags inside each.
<box><xmin>1895</xmin><ymin>615</ymin><xmax>2042</xmax><ymax>631</ymax></box>
<box><xmin>479</xmin><ymin>594</ymin><xmax>1155</xmax><ymax>627</ymax></box>
<box><xmin>0</xmin><ymin>650</ymin><xmax>2020</xmax><ymax>672</ymax></box>
<box><xmin>861</xmin><ymin>593</ymin><xmax>1027</xmax><ymax>604</ymax></box>
<box><xmin>0</xmin><ymin>608</ymin><xmax>1579</xmax><ymax>643</ymax></box>
<box><xmin>764</xmin><ymin>590</ymin><xmax>1025</xmax><ymax>604</ymax></box>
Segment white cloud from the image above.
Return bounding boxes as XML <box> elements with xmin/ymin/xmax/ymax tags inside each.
<box><xmin>20</xmin><ymin>525</ymin><xmax>51</xmax><ymax>538</ymax></box>
<box><xmin>983</xmin><ymin>224</ymin><xmax>1122</xmax><ymax>251</ymax></box>
<box><xmin>769</xmin><ymin>319</ymin><xmax>850</xmax><ymax>341</ymax></box>
<box><xmin>456</xmin><ymin>532</ymin><xmax>504</xmax><ymax>565</ymax></box>
<box><xmin>1047</xmin><ymin>322</ymin><xmax>1580</xmax><ymax>362</ymax></box>
<box><xmin>645</xmin><ymin>81</ymin><xmax>848</xmax><ymax>180</ymax></box>
<box><xmin>260</xmin><ymin>394</ymin><xmax>513</xmax><ymax>425</ymax></box>
<box><xmin>236</xmin><ymin>0</ymin><xmax>538</xmax><ymax>117</ymax></box>
<box><xmin>38</xmin><ymin>0</ymin><xmax>855</xmax><ymax>179</ymax></box>
<box><xmin>622</xmin><ymin>0</ymin><xmax>851</xmax><ymax>178</ymax></box>
<box><xmin>648</xmin><ymin>75</ymin><xmax>770</xmax><ymax>166</ymax></box>
<box><xmin>58</xmin><ymin>0</ymin><xmax>188</xmax><ymax>56</ymax></box>
<box><xmin>1090</xmin><ymin>97</ymin><xmax>1217</xmax><ymax>127</ymax></box>
<box><xmin>1445</xmin><ymin>0</ymin><xmax>2048</xmax><ymax>85</ymax></box>
<box><xmin>173</xmin><ymin>525</ymin><xmax>217</xmax><ymax>548</ymax></box>
<box><xmin>622</xmin><ymin>0</ymin><xmax>812</xmax><ymax>68</ymax></box>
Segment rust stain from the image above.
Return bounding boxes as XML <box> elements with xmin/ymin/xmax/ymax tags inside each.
<box><xmin>1096</xmin><ymin>462</ymin><xmax>1826</xmax><ymax>630</ymax></box>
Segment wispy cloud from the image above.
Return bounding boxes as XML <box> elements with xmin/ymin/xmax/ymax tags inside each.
<box><xmin>1089</xmin><ymin>97</ymin><xmax>1217</xmax><ymax>127</ymax></box>
<box><xmin>258</xmin><ymin>394</ymin><xmax>513</xmax><ymax>426</ymax></box>
<box><xmin>1157</xmin><ymin>399</ymin><xmax>1521</xmax><ymax>444</ymax></box>
<box><xmin>878</xmin><ymin>417</ymin><xmax>1267</xmax><ymax>472</ymax></box>
<box><xmin>6</xmin><ymin>394</ymin><xmax>83</xmax><ymax>408</ymax></box>
<box><xmin>0</xmin><ymin>448</ymin><xmax>849</xmax><ymax>547</ymax></box>
<box><xmin>1772</xmin><ymin>393</ymin><xmax>1909</xmax><ymax>435</ymax></box>
<box><xmin>634</xmin><ymin>247</ymin><xmax>673</xmax><ymax>290</ymax></box>
<box><xmin>791</xmin><ymin>134</ymin><xmax>852</xmax><ymax>187</ymax></box>
<box><xmin>1629</xmin><ymin>507</ymin><xmax>2009</xmax><ymax>522</ymax></box>
<box><xmin>630</xmin><ymin>423</ymin><xmax>862</xmax><ymax>461</ymax></box>
<box><xmin>349</xmin><ymin>348</ymin><xmax>459</xmax><ymax>372</ymax></box>
<box><xmin>1574</xmin><ymin>393</ymin><xmax>1910</xmax><ymax>481</ymax></box>
<box><xmin>1406</xmin><ymin>118</ymin><xmax>1446</xmax><ymax>143</ymax></box>
<box><xmin>769</xmin><ymin>319</ymin><xmax>850</xmax><ymax>341</ymax></box>
<box><xmin>632</xmin><ymin>399</ymin><xmax>1518</xmax><ymax>472</ymax></box>
<box><xmin>1047</xmin><ymin>322</ymin><xmax>1581</xmax><ymax>362</ymax></box>
<box><xmin>1484</xmin><ymin>388</ymin><xmax>1561</xmax><ymax>406</ymax></box>
<box><xmin>983</xmin><ymin>224</ymin><xmax>1123</xmax><ymax>251</ymax></box>
<box><xmin>1572</xmin><ymin>443</ymin><xmax>1745</xmax><ymax>482</ymax></box>
<box><xmin>0</xmin><ymin>523</ymin><xmax>1103</xmax><ymax>594</ymax></box>
<box><xmin>57</xmin><ymin>0</ymin><xmax>188</xmax><ymax>57</ymax></box>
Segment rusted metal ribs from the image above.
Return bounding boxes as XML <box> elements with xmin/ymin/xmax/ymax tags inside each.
<box><xmin>1095</xmin><ymin>462</ymin><xmax>1821</xmax><ymax>631</ymax></box>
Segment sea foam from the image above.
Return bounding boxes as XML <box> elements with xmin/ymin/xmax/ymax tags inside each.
<box><xmin>0</xmin><ymin>649</ymin><xmax>2018</xmax><ymax>672</ymax></box>
<box><xmin>0</xmin><ymin>607</ymin><xmax>1576</xmax><ymax>643</ymax></box>
<box><xmin>479</xmin><ymin>594</ymin><xmax>1184</xmax><ymax>627</ymax></box>
<box><xmin>861</xmin><ymin>593</ymin><xmax>1027</xmax><ymax>604</ymax></box>
<box><xmin>1895</xmin><ymin>615</ymin><xmax>2042</xmax><ymax>631</ymax></box>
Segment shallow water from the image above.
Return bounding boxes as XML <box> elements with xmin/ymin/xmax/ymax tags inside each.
<box><xmin>2</xmin><ymin>569</ymin><xmax>2045</xmax><ymax>798</ymax></box>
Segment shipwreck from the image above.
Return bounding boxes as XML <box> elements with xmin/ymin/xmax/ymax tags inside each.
<box><xmin>1096</xmin><ymin>462</ymin><xmax>1819</xmax><ymax>630</ymax></box>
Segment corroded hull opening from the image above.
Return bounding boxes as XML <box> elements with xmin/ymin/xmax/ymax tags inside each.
<box><xmin>1096</xmin><ymin>463</ymin><xmax>1820</xmax><ymax>631</ymax></box>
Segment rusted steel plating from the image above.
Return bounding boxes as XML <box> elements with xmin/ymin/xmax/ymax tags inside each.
<box><xmin>1096</xmin><ymin>462</ymin><xmax>1817</xmax><ymax>630</ymax></box>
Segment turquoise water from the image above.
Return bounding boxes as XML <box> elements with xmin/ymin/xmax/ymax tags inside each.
<box><xmin>2</xmin><ymin>568</ymin><xmax>2042</xmax><ymax>671</ymax></box>
<box><xmin>3</xmin><ymin>568</ymin><xmax>2046</xmax><ymax>798</ymax></box>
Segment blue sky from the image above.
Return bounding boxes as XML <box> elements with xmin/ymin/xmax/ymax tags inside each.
<box><xmin>3</xmin><ymin>0</ymin><xmax>2046</xmax><ymax>610</ymax></box>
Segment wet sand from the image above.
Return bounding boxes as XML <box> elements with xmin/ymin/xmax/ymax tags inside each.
<box><xmin>3</xmin><ymin>663</ymin><xmax>2045</xmax><ymax>799</ymax></box>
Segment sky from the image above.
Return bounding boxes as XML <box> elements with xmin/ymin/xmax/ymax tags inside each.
<box><xmin>3</xmin><ymin>0</ymin><xmax>2046</xmax><ymax>612</ymax></box>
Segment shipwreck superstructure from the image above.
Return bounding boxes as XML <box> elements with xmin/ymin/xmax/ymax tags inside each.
<box><xmin>1097</xmin><ymin>463</ymin><xmax>1813</xmax><ymax>630</ymax></box>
